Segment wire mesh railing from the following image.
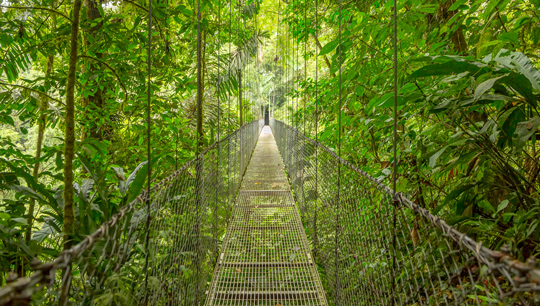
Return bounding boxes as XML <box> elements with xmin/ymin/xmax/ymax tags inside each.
<box><xmin>270</xmin><ymin>118</ymin><xmax>540</xmax><ymax>306</ymax></box>
<box><xmin>0</xmin><ymin>119</ymin><xmax>264</xmax><ymax>305</ymax></box>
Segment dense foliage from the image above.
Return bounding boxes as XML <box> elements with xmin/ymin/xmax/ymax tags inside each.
<box><xmin>275</xmin><ymin>0</ymin><xmax>540</xmax><ymax>261</ymax></box>
<box><xmin>0</xmin><ymin>0</ymin><xmax>539</xmax><ymax>289</ymax></box>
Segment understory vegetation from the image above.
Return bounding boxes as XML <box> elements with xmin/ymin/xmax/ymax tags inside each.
<box><xmin>0</xmin><ymin>0</ymin><xmax>539</xmax><ymax>293</ymax></box>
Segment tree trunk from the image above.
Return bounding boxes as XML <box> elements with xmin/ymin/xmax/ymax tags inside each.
<box><xmin>26</xmin><ymin>0</ymin><xmax>57</xmax><ymax>244</ymax></box>
<box><xmin>26</xmin><ymin>54</ymin><xmax>54</xmax><ymax>243</ymax></box>
<box><xmin>440</xmin><ymin>0</ymin><xmax>468</xmax><ymax>54</ymax></box>
<box><xmin>63</xmin><ymin>0</ymin><xmax>83</xmax><ymax>251</ymax></box>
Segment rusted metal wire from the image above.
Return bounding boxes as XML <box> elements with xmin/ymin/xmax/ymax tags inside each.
<box><xmin>205</xmin><ymin>126</ymin><xmax>327</xmax><ymax>306</ymax></box>
<box><xmin>271</xmin><ymin>118</ymin><xmax>540</xmax><ymax>305</ymax></box>
<box><xmin>0</xmin><ymin>120</ymin><xmax>264</xmax><ymax>305</ymax></box>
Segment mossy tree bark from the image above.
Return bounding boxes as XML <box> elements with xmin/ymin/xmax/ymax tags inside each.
<box><xmin>63</xmin><ymin>0</ymin><xmax>83</xmax><ymax>250</ymax></box>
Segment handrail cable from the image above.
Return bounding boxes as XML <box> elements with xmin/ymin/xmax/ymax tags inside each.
<box><xmin>314</xmin><ymin>0</ymin><xmax>319</xmax><ymax>257</ymax></box>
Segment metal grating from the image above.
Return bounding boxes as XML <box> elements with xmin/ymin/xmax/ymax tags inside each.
<box><xmin>205</xmin><ymin>126</ymin><xmax>328</xmax><ymax>306</ymax></box>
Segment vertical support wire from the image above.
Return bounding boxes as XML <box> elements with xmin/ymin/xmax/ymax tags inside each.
<box><xmin>335</xmin><ymin>0</ymin><xmax>342</xmax><ymax>302</ymax></box>
<box><xmin>314</xmin><ymin>0</ymin><xmax>319</xmax><ymax>258</ymax></box>
<box><xmin>303</xmin><ymin>0</ymin><xmax>307</xmax><ymax>137</ymax></box>
<box><xmin>295</xmin><ymin>8</ymin><xmax>298</xmax><ymax>131</ymax></box>
<box><xmin>286</xmin><ymin>13</ymin><xmax>289</xmax><ymax>125</ymax></box>
<box><xmin>300</xmin><ymin>0</ymin><xmax>307</xmax><ymax>221</ymax></box>
<box><xmin>391</xmin><ymin>0</ymin><xmax>398</xmax><ymax>304</ymax></box>
<box><xmin>194</xmin><ymin>0</ymin><xmax>203</xmax><ymax>301</ymax></box>
<box><xmin>214</xmin><ymin>0</ymin><xmax>222</xmax><ymax>266</ymax></box>
<box><xmin>274</xmin><ymin>0</ymin><xmax>280</xmax><ymax>121</ymax></box>
<box><xmin>227</xmin><ymin>0</ymin><xmax>232</xmax><ymax>223</ymax></box>
<box><xmin>143</xmin><ymin>0</ymin><xmax>152</xmax><ymax>303</ymax></box>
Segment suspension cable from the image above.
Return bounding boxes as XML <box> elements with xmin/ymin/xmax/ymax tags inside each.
<box><xmin>392</xmin><ymin>0</ymin><xmax>398</xmax><ymax>304</ymax></box>
<box><xmin>303</xmin><ymin>0</ymin><xmax>306</xmax><ymax>137</ymax></box>
<box><xmin>335</xmin><ymin>0</ymin><xmax>342</xmax><ymax>301</ymax></box>
<box><xmin>274</xmin><ymin>0</ymin><xmax>280</xmax><ymax>120</ymax></box>
<box><xmin>194</xmin><ymin>0</ymin><xmax>203</xmax><ymax>301</ymax></box>
<box><xmin>295</xmin><ymin>8</ymin><xmax>298</xmax><ymax>130</ymax></box>
<box><xmin>314</xmin><ymin>0</ymin><xmax>319</xmax><ymax>257</ymax></box>
<box><xmin>142</xmin><ymin>0</ymin><xmax>152</xmax><ymax>303</ymax></box>
<box><xmin>226</xmin><ymin>0</ymin><xmax>232</xmax><ymax>220</ymax></box>
<box><xmin>214</xmin><ymin>0</ymin><xmax>222</xmax><ymax>264</ymax></box>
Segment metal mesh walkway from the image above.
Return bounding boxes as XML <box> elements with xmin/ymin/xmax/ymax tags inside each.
<box><xmin>205</xmin><ymin>126</ymin><xmax>328</xmax><ymax>306</ymax></box>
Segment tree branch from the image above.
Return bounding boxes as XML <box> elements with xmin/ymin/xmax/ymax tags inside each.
<box><xmin>0</xmin><ymin>5</ymin><xmax>71</xmax><ymax>22</ymax></box>
<box><xmin>122</xmin><ymin>0</ymin><xmax>165</xmax><ymax>40</ymax></box>
<box><xmin>312</xmin><ymin>33</ymin><xmax>336</xmax><ymax>77</ymax></box>
<box><xmin>78</xmin><ymin>55</ymin><xmax>129</xmax><ymax>105</ymax></box>
<box><xmin>0</xmin><ymin>80</ymin><xmax>65</xmax><ymax>106</ymax></box>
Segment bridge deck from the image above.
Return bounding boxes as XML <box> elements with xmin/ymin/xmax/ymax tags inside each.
<box><xmin>205</xmin><ymin>126</ymin><xmax>328</xmax><ymax>306</ymax></box>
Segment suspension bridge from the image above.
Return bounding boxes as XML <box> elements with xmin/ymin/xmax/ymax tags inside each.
<box><xmin>1</xmin><ymin>0</ymin><xmax>540</xmax><ymax>303</ymax></box>
<box><xmin>0</xmin><ymin>119</ymin><xmax>538</xmax><ymax>305</ymax></box>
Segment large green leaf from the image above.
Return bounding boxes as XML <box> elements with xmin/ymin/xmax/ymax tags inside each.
<box><xmin>409</xmin><ymin>57</ymin><xmax>489</xmax><ymax>79</ymax></box>
<box><xmin>319</xmin><ymin>39</ymin><xmax>339</xmax><ymax>56</ymax></box>
<box><xmin>513</xmin><ymin>117</ymin><xmax>540</xmax><ymax>151</ymax></box>
<box><xmin>126</xmin><ymin>162</ymin><xmax>148</xmax><ymax>204</ymax></box>
<box><xmin>485</xmin><ymin>49</ymin><xmax>540</xmax><ymax>92</ymax></box>
<box><xmin>474</xmin><ymin>74</ymin><xmax>508</xmax><ymax>101</ymax></box>
<box><xmin>433</xmin><ymin>183</ymin><xmax>477</xmax><ymax>215</ymax></box>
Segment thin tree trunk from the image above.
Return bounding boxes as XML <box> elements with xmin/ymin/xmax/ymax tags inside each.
<box><xmin>25</xmin><ymin>54</ymin><xmax>54</xmax><ymax>243</ymax></box>
<box><xmin>26</xmin><ymin>1</ymin><xmax>57</xmax><ymax>244</ymax></box>
<box><xmin>440</xmin><ymin>0</ymin><xmax>468</xmax><ymax>54</ymax></box>
<box><xmin>63</xmin><ymin>0</ymin><xmax>83</xmax><ymax>251</ymax></box>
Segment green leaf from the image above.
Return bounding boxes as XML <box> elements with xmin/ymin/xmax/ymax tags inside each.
<box><xmin>32</xmin><ymin>222</ymin><xmax>58</xmax><ymax>243</ymax></box>
<box><xmin>81</xmin><ymin>178</ymin><xmax>95</xmax><ymax>202</ymax></box>
<box><xmin>0</xmin><ymin>172</ymin><xmax>18</xmax><ymax>186</ymax></box>
<box><xmin>485</xmin><ymin>49</ymin><xmax>540</xmax><ymax>92</ymax></box>
<box><xmin>8</xmin><ymin>184</ymin><xmax>44</xmax><ymax>201</ymax></box>
<box><xmin>434</xmin><ymin>184</ymin><xmax>476</xmax><ymax>215</ymax></box>
<box><xmin>497</xmin><ymin>32</ymin><xmax>519</xmax><ymax>44</ymax></box>
<box><xmin>496</xmin><ymin>199</ymin><xmax>509</xmax><ymax>213</ymax></box>
<box><xmin>409</xmin><ymin>57</ymin><xmax>489</xmax><ymax>79</ymax></box>
<box><xmin>78</xmin><ymin>154</ymin><xmax>96</xmax><ymax>179</ymax></box>
<box><xmin>483</xmin><ymin>0</ymin><xmax>503</xmax><ymax>18</ymax></box>
<box><xmin>428</xmin><ymin>139</ymin><xmax>467</xmax><ymax>168</ymax></box>
<box><xmin>176</xmin><ymin>5</ymin><xmax>193</xmax><ymax>16</ymax></box>
<box><xmin>12</xmin><ymin>217</ymin><xmax>27</xmax><ymax>224</ymax></box>
<box><xmin>512</xmin><ymin>117</ymin><xmax>540</xmax><ymax>151</ymax></box>
<box><xmin>429</xmin><ymin>146</ymin><xmax>448</xmax><ymax>168</ymax></box>
<box><xmin>474</xmin><ymin>74</ymin><xmax>507</xmax><ymax>101</ymax></box>
<box><xmin>499</xmin><ymin>72</ymin><xmax>537</xmax><ymax>106</ymax></box>
<box><xmin>418</xmin><ymin>4</ymin><xmax>437</xmax><ymax>13</ymax></box>
<box><xmin>319</xmin><ymin>39</ymin><xmax>339</xmax><ymax>56</ymax></box>
<box><xmin>449</xmin><ymin>0</ymin><xmax>467</xmax><ymax>10</ymax></box>
<box><xmin>378</xmin><ymin>94</ymin><xmax>406</xmax><ymax>107</ymax></box>
<box><xmin>126</xmin><ymin>163</ymin><xmax>148</xmax><ymax>203</ymax></box>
